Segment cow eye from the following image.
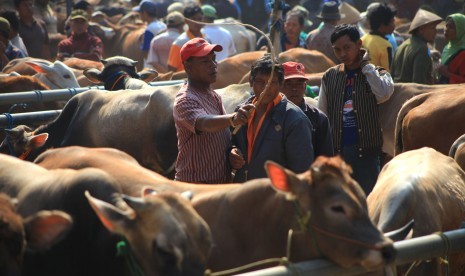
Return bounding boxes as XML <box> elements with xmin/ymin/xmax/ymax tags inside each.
<box><xmin>331</xmin><ymin>205</ymin><xmax>345</xmax><ymax>214</ymax></box>
<box><xmin>63</xmin><ymin>74</ymin><xmax>71</xmax><ymax>79</ymax></box>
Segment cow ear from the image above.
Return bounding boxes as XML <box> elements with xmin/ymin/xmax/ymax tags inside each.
<box><xmin>83</xmin><ymin>68</ymin><xmax>103</xmax><ymax>83</ymax></box>
<box><xmin>28</xmin><ymin>133</ymin><xmax>48</xmax><ymax>148</ymax></box>
<box><xmin>25</xmin><ymin>61</ymin><xmax>53</xmax><ymax>74</ymax></box>
<box><xmin>265</xmin><ymin>161</ymin><xmax>291</xmax><ymax>192</ymax></box>
<box><xmin>24</xmin><ymin>210</ymin><xmax>73</xmax><ymax>252</ymax></box>
<box><xmin>85</xmin><ymin>191</ymin><xmax>135</xmax><ymax>233</ymax></box>
<box><xmin>138</xmin><ymin>68</ymin><xmax>158</xmax><ymax>83</ymax></box>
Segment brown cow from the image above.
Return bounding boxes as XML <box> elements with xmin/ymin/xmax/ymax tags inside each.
<box><xmin>0</xmin><ymin>153</ymin><xmax>212</xmax><ymax>276</ymax></box>
<box><xmin>394</xmin><ymin>84</ymin><xmax>465</xmax><ymax>156</ymax></box>
<box><xmin>0</xmin><ymin>193</ymin><xmax>72</xmax><ymax>276</ymax></box>
<box><xmin>172</xmin><ymin>48</ymin><xmax>335</xmax><ymax>89</ymax></box>
<box><xmin>368</xmin><ymin>147</ymin><xmax>465</xmax><ymax>275</ymax></box>
<box><xmin>34</xmin><ymin>146</ymin><xmax>396</xmax><ymax>273</ymax></box>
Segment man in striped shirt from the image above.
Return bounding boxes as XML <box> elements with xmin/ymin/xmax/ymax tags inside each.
<box><xmin>173</xmin><ymin>37</ymin><xmax>254</xmax><ymax>183</ymax></box>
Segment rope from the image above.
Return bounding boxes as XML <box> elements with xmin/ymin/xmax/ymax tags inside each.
<box><xmin>438</xmin><ymin>232</ymin><xmax>451</xmax><ymax>276</ymax></box>
<box><xmin>68</xmin><ymin>87</ymin><xmax>78</xmax><ymax>97</ymax></box>
<box><xmin>116</xmin><ymin>239</ymin><xmax>145</xmax><ymax>276</ymax></box>
<box><xmin>204</xmin><ymin>257</ymin><xmax>289</xmax><ymax>276</ymax></box>
<box><xmin>183</xmin><ymin>17</ymin><xmax>278</xmax><ymax>135</ymax></box>
<box><xmin>34</xmin><ymin>90</ymin><xmax>43</xmax><ymax>102</ymax></box>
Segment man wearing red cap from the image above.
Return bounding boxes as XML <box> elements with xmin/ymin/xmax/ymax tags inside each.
<box><xmin>282</xmin><ymin>61</ymin><xmax>334</xmax><ymax>158</ymax></box>
<box><xmin>229</xmin><ymin>54</ymin><xmax>314</xmax><ymax>182</ymax></box>
<box><xmin>173</xmin><ymin>37</ymin><xmax>253</xmax><ymax>183</ymax></box>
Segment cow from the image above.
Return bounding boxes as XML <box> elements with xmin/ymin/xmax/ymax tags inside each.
<box><xmin>33</xmin><ymin>146</ymin><xmax>396</xmax><ymax>273</ymax></box>
<box><xmin>368</xmin><ymin>147</ymin><xmax>465</xmax><ymax>275</ymax></box>
<box><xmin>0</xmin><ymin>153</ymin><xmax>212</xmax><ymax>276</ymax></box>
<box><xmin>1</xmin><ymin>58</ymin><xmax>80</xmax><ymax>90</ymax></box>
<box><xmin>394</xmin><ymin>84</ymin><xmax>465</xmax><ymax>156</ymax></box>
<box><xmin>0</xmin><ymin>193</ymin><xmax>72</xmax><ymax>276</ymax></box>
<box><xmin>0</xmin><ymin>56</ymin><xmax>251</xmax><ymax>177</ymax></box>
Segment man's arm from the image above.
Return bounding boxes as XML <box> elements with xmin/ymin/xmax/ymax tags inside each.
<box><xmin>196</xmin><ymin>104</ymin><xmax>254</xmax><ymax>132</ymax></box>
<box><xmin>317</xmin><ymin>79</ymin><xmax>328</xmax><ymax>115</ymax></box>
<box><xmin>362</xmin><ymin>63</ymin><xmax>394</xmax><ymax>104</ymax></box>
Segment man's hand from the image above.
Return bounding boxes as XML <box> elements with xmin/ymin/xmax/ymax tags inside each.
<box><xmin>360</xmin><ymin>48</ymin><xmax>370</xmax><ymax>69</ymax></box>
<box><xmin>229</xmin><ymin>147</ymin><xmax>245</xmax><ymax>170</ymax></box>
<box><xmin>231</xmin><ymin>104</ymin><xmax>255</xmax><ymax>126</ymax></box>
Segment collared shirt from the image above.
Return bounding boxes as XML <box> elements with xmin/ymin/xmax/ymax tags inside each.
<box><xmin>147</xmin><ymin>28</ymin><xmax>181</xmax><ymax>71</ymax></box>
<box><xmin>18</xmin><ymin>17</ymin><xmax>49</xmax><ymax>59</ymax></box>
<box><xmin>246</xmin><ymin>93</ymin><xmax>282</xmax><ymax>163</ymax></box>
<box><xmin>57</xmin><ymin>32</ymin><xmax>103</xmax><ymax>61</ymax></box>
<box><xmin>173</xmin><ymin>83</ymin><xmax>231</xmax><ymax>183</ymax></box>
<box><xmin>391</xmin><ymin>35</ymin><xmax>433</xmax><ymax>84</ymax></box>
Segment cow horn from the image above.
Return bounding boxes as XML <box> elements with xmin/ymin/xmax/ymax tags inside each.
<box><xmin>101</xmin><ymin>59</ymin><xmax>107</xmax><ymax>65</ymax></box>
<box><xmin>121</xmin><ymin>194</ymin><xmax>147</xmax><ymax>211</ymax></box>
<box><xmin>384</xmin><ymin>219</ymin><xmax>414</xmax><ymax>241</ymax></box>
<box><xmin>130</xmin><ymin>60</ymin><xmax>138</xmax><ymax>66</ymax></box>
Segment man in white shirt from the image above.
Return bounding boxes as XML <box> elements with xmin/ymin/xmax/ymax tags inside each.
<box><xmin>201</xmin><ymin>5</ymin><xmax>236</xmax><ymax>62</ymax></box>
<box><xmin>147</xmin><ymin>11</ymin><xmax>184</xmax><ymax>73</ymax></box>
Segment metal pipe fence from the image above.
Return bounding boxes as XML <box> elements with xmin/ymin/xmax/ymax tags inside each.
<box><xmin>236</xmin><ymin>228</ymin><xmax>465</xmax><ymax>276</ymax></box>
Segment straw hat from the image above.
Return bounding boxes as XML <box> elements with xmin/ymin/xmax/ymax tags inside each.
<box><xmin>408</xmin><ymin>9</ymin><xmax>443</xmax><ymax>33</ymax></box>
<box><xmin>316</xmin><ymin>1</ymin><xmax>345</xmax><ymax>20</ymax></box>
<box><xmin>338</xmin><ymin>2</ymin><xmax>362</xmax><ymax>25</ymax></box>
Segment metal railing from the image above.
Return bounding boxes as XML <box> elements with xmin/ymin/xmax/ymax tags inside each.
<box><xmin>237</xmin><ymin>227</ymin><xmax>465</xmax><ymax>275</ymax></box>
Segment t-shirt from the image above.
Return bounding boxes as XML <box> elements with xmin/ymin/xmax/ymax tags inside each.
<box><xmin>361</xmin><ymin>33</ymin><xmax>393</xmax><ymax>71</ymax></box>
<box><xmin>141</xmin><ymin>20</ymin><xmax>167</xmax><ymax>51</ymax></box>
<box><xmin>342</xmin><ymin>69</ymin><xmax>359</xmax><ymax>146</ymax></box>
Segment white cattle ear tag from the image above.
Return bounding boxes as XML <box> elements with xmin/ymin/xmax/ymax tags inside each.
<box><xmin>275</xmin><ymin>124</ymin><xmax>282</xmax><ymax>132</ymax></box>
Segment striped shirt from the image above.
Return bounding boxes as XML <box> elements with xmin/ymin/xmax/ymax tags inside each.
<box><xmin>173</xmin><ymin>83</ymin><xmax>231</xmax><ymax>183</ymax></box>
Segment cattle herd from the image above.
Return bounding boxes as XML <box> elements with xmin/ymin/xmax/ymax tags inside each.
<box><xmin>1</xmin><ymin>49</ymin><xmax>465</xmax><ymax>275</ymax></box>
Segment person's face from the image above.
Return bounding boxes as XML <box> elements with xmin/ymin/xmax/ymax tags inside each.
<box><xmin>418</xmin><ymin>22</ymin><xmax>438</xmax><ymax>43</ymax></box>
<box><xmin>284</xmin><ymin>15</ymin><xmax>303</xmax><ymax>39</ymax></box>
<box><xmin>249</xmin><ymin>72</ymin><xmax>281</xmax><ymax>105</ymax></box>
<box><xmin>282</xmin><ymin>78</ymin><xmax>306</xmax><ymax>105</ymax></box>
<box><xmin>332</xmin><ymin>34</ymin><xmax>362</xmax><ymax>68</ymax></box>
<box><xmin>185</xmin><ymin>51</ymin><xmax>218</xmax><ymax>84</ymax></box>
<box><xmin>17</xmin><ymin>0</ymin><xmax>34</xmax><ymax>19</ymax></box>
<box><xmin>86</xmin><ymin>7</ymin><xmax>94</xmax><ymax>20</ymax></box>
<box><xmin>379</xmin><ymin>17</ymin><xmax>395</xmax><ymax>35</ymax></box>
<box><xmin>445</xmin><ymin>18</ymin><xmax>456</xmax><ymax>41</ymax></box>
<box><xmin>186</xmin><ymin>12</ymin><xmax>204</xmax><ymax>32</ymax></box>
<box><xmin>70</xmin><ymin>18</ymin><xmax>88</xmax><ymax>34</ymax></box>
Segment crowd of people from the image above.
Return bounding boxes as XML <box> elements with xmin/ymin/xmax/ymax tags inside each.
<box><xmin>1</xmin><ymin>0</ymin><xmax>465</xmax><ymax>195</ymax></box>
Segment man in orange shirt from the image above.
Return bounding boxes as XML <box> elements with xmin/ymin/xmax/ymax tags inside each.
<box><xmin>167</xmin><ymin>4</ymin><xmax>204</xmax><ymax>72</ymax></box>
<box><xmin>229</xmin><ymin>54</ymin><xmax>314</xmax><ymax>182</ymax></box>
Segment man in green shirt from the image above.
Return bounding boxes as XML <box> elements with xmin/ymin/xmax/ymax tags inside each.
<box><xmin>391</xmin><ymin>9</ymin><xmax>442</xmax><ymax>84</ymax></box>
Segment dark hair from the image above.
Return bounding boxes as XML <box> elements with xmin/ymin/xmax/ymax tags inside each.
<box><xmin>183</xmin><ymin>4</ymin><xmax>202</xmax><ymax>19</ymax></box>
<box><xmin>367</xmin><ymin>3</ymin><xmax>396</xmax><ymax>31</ymax></box>
<box><xmin>73</xmin><ymin>1</ymin><xmax>91</xmax><ymax>11</ymax></box>
<box><xmin>0</xmin><ymin>10</ymin><xmax>19</xmax><ymax>31</ymax></box>
<box><xmin>250</xmin><ymin>54</ymin><xmax>284</xmax><ymax>84</ymax></box>
<box><xmin>330</xmin><ymin>24</ymin><xmax>360</xmax><ymax>44</ymax></box>
<box><xmin>14</xmin><ymin>0</ymin><xmax>29</xmax><ymax>8</ymax></box>
<box><xmin>285</xmin><ymin>10</ymin><xmax>305</xmax><ymax>27</ymax></box>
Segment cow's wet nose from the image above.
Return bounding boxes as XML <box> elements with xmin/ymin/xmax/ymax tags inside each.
<box><xmin>380</xmin><ymin>242</ymin><xmax>396</xmax><ymax>265</ymax></box>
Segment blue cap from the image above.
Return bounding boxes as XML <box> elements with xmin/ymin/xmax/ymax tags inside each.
<box><xmin>133</xmin><ymin>0</ymin><xmax>158</xmax><ymax>15</ymax></box>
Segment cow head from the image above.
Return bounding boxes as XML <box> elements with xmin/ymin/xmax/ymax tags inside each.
<box><xmin>0</xmin><ymin>126</ymin><xmax>48</xmax><ymax>160</ymax></box>
<box><xmin>84</xmin><ymin>56</ymin><xmax>158</xmax><ymax>90</ymax></box>
<box><xmin>85</xmin><ymin>189</ymin><xmax>212</xmax><ymax>276</ymax></box>
<box><xmin>265</xmin><ymin>156</ymin><xmax>395</xmax><ymax>271</ymax></box>
<box><xmin>0</xmin><ymin>193</ymin><xmax>72</xmax><ymax>276</ymax></box>
<box><xmin>26</xmin><ymin>60</ymin><xmax>80</xmax><ymax>90</ymax></box>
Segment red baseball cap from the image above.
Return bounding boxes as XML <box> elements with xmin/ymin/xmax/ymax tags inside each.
<box><xmin>282</xmin><ymin>62</ymin><xmax>308</xmax><ymax>80</ymax></box>
<box><xmin>180</xmin><ymin>38</ymin><xmax>223</xmax><ymax>62</ymax></box>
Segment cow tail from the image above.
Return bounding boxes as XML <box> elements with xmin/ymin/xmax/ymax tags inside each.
<box><xmin>394</xmin><ymin>95</ymin><xmax>427</xmax><ymax>156</ymax></box>
<box><xmin>36</xmin><ymin>95</ymin><xmax>80</xmax><ymax>149</ymax></box>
